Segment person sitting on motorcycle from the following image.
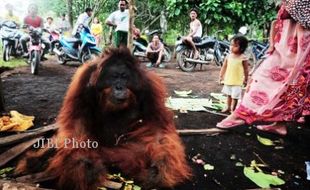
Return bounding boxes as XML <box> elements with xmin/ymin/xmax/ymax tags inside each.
<box><xmin>20</xmin><ymin>4</ymin><xmax>50</xmax><ymax>61</ymax></box>
<box><xmin>146</xmin><ymin>34</ymin><xmax>164</xmax><ymax>68</ymax></box>
<box><xmin>44</xmin><ymin>17</ymin><xmax>56</xmax><ymax>34</ymax></box>
<box><xmin>72</xmin><ymin>8</ymin><xmax>93</xmax><ymax>38</ymax></box>
<box><xmin>44</xmin><ymin>17</ymin><xmax>58</xmax><ymax>53</ymax></box>
<box><xmin>4</xmin><ymin>3</ymin><xmax>21</xmax><ymax>26</ymax></box>
<box><xmin>182</xmin><ymin>8</ymin><xmax>202</xmax><ymax>59</ymax></box>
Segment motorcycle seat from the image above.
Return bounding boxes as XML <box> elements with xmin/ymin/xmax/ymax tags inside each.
<box><xmin>65</xmin><ymin>38</ymin><xmax>81</xmax><ymax>43</ymax></box>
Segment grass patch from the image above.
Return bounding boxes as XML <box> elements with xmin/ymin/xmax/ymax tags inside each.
<box><xmin>0</xmin><ymin>46</ymin><xmax>27</xmax><ymax>68</ymax></box>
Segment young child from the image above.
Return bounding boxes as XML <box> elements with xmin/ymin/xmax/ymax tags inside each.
<box><xmin>219</xmin><ymin>35</ymin><xmax>249</xmax><ymax>113</ymax></box>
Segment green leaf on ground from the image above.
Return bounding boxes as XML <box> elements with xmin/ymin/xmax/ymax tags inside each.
<box><xmin>204</xmin><ymin>164</ymin><xmax>215</xmax><ymax>170</ymax></box>
<box><xmin>244</xmin><ymin>167</ymin><xmax>285</xmax><ymax>188</ymax></box>
<box><xmin>257</xmin><ymin>135</ymin><xmax>274</xmax><ymax>146</ymax></box>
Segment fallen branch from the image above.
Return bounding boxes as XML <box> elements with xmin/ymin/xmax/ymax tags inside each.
<box><xmin>16</xmin><ymin>171</ymin><xmax>56</xmax><ymax>184</ymax></box>
<box><xmin>16</xmin><ymin>172</ymin><xmax>123</xmax><ymax>190</ymax></box>
<box><xmin>0</xmin><ymin>124</ymin><xmax>58</xmax><ymax>147</ymax></box>
<box><xmin>177</xmin><ymin>128</ymin><xmax>227</xmax><ymax>135</ymax></box>
<box><xmin>246</xmin><ymin>188</ymin><xmax>281</xmax><ymax>190</ymax></box>
<box><xmin>0</xmin><ymin>137</ymin><xmax>42</xmax><ymax>167</ymax></box>
<box><xmin>204</xmin><ymin>108</ymin><xmax>229</xmax><ymax>117</ymax></box>
<box><xmin>0</xmin><ymin>179</ymin><xmax>52</xmax><ymax>190</ymax></box>
<box><xmin>253</xmin><ymin>152</ymin><xmax>269</xmax><ymax>167</ymax></box>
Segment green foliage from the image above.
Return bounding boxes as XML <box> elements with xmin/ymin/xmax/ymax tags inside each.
<box><xmin>0</xmin><ymin>43</ymin><xmax>26</xmax><ymax>68</ymax></box>
<box><xmin>33</xmin><ymin>0</ymin><xmax>278</xmax><ymax>43</ymax></box>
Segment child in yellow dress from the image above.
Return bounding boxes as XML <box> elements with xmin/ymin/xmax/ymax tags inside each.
<box><xmin>219</xmin><ymin>35</ymin><xmax>249</xmax><ymax>113</ymax></box>
<box><xmin>91</xmin><ymin>17</ymin><xmax>103</xmax><ymax>47</ymax></box>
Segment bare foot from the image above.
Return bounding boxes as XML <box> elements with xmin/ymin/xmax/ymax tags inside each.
<box><xmin>221</xmin><ymin>108</ymin><xmax>230</xmax><ymax>113</ymax></box>
<box><xmin>256</xmin><ymin>122</ymin><xmax>287</xmax><ymax>136</ymax></box>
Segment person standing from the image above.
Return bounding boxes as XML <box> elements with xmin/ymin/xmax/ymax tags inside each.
<box><xmin>106</xmin><ymin>0</ymin><xmax>129</xmax><ymax>47</ymax></box>
<box><xmin>4</xmin><ymin>3</ymin><xmax>20</xmax><ymax>25</ymax></box>
<box><xmin>72</xmin><ymin>8</ymin><xmax>93</xmax><ymax>37</ymax></box>
<box><xmin>91</xmin><ymin>17</ymin><xmax>103</xmax><ymax>47</ymax></box>
<box><xmin>182</xmin><ymin>8</ymin><xmax>202</xmax><ymax>59</ymax></box>
<box><xmin>57</xmin><ymin>13</ymin><xmax>71</xmax><ymax>36</ymax></box>
<box><xmin>219</xmin><ymin>35</ymin><xmax>249</xmax><ymax>113</ymax></box>
<box><xmin>216</xmin><ymin>0</ymin><xmax>310</xmax><ymax>135</ymax></box>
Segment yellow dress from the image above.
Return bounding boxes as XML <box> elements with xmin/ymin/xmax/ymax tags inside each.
<box><xmin>224</xmin><ymin>56</ymin><xmax>245</xmax><ymax>86</ymax></box>
<box><xmin>91</xmin><ymin>23</ymin><xmax>103</xmax><ymax>36</ymax></box>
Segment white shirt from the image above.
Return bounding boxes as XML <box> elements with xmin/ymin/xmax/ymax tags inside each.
<box><xmin>107</xmin><ymin>9</ymin><xmax>129</xmax><ymax>32</ymax></box>
<box><xmin>44</xmin><ymin>22</ymin><xmax>56</xmax><ymax>32</ymax></box>
<box><xmin>72</xmin><ymin>12</ymin><xmax>91</xmax><ymax>35</ymax></box>
<box><xmin>190</xmin><ymin>20</ymin><xmax>202</xmax><ymax>37</ymax></box>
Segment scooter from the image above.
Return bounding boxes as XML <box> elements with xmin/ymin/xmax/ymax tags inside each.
<box><xmin>53</xmin><ymin>25</ymin><xmax>101</xmax><ymax>64</ymax></box>
<box><xmin>175</xmin><ymin>36</ymin><xmax>230</xmax><ymax>72</ymax></box>
<box><xmin>47</xmin><ymin>29</ymin><xmax>61</xmax><ymax>54</ymax></box>
<box><xmin>0</xmin><ymin>20</ymin><xmax>23</xmax><ymax>61</ymax></box>
<box><xmin>133</xmin><ymin>29</ymin><xmax>172</xmax><ymax>62</ymax></box>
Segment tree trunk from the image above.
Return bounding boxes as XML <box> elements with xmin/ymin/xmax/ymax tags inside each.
<box><xmin>0</xmin><ymin>77</ymin><xmax>5</xmax><ymax>112</ymax></box>
<box><xmin>67</xmin><ymin>0</ymin><xmax>73</xmax><ymax>28</ymax></box>
<box><xmin>128</xmin><ymin>0</ymin><xmax>135</xmax><ymax>51</ymax></box>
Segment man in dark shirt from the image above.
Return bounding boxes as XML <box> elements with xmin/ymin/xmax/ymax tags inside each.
<box><xmin>20</xmin><ymin>4</ymin><xmax>50</xmax><ymax>60</ymax></box>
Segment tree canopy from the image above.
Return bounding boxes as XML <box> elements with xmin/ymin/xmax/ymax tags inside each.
<box><xmin>34</xmin><ymin>0</ymin><xmax>279</xmax><ymax>42</ymax></box>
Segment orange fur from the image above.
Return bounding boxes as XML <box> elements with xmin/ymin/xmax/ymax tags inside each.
<box><xmin>16</xmin><ymin>48</ymin><xmax>191</xmax><ymax>190</ymax></box>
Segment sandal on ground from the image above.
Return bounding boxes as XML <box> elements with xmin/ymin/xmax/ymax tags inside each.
<box><xmin>256</xmin><ymin>123</ymin><xmax>287</xmax><ymax>136</ymax></box>
<box><xmin>216</xmin><ymin>119</ymin><xmax>245</xmax><ymax>129</ymax></box>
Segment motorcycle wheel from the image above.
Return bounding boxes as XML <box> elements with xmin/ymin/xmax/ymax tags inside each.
<box><xmin>163</xmin><ymin>46</ymin><xmax>172</xmax><ymax>62</ymax></box>
<box><xmin>57</xmin><ymin>47</ymin><xmax>67</xmax><ymax>65</ymax></box>
<box><xmin>81</xmin><ymin>50</ymin><xmax>100</xmax><ymax>63</ymax></box>
<box><xmin>3</xmin><ymin>44</ymin><xmax>10</xmax><ymax>62</ymax></box>
<box><xmin>177</xmin><ymin>49</ymin><xmax>196</xmax><ymax>72</ymax></box>
<box><xmin>31</xmin><ymin>51</ymin><xmax>40</xmax><ymax>75</ymax></box>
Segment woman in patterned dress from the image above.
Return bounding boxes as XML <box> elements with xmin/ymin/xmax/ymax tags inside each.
<box><xmin>216</xmin><ymin>0</ymin><xmax>310</xmax><ymax>135</ymax></box>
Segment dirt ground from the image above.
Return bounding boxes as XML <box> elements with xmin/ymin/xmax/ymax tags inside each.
<box><xmin>1</xmin><ymin>57</ymin><xmax>310</xmax><ymax>190</ymax></box>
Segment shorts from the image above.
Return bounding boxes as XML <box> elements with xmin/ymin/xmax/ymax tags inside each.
<box><xmin>192</xmin><ymin>36</ymin><xmax>201</xmax><ymax>43</ymax></box>
<box><xmin>114</xmin><ymin>31</ymin><xmax>128</xmax><ymax>47</ymax></box>
<box><xmin>222</xmin><ymin>85</ymin><xmax>242</xmax><ymax>99</ymax></box>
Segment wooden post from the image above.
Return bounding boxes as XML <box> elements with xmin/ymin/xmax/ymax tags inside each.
<box><xmin>67</xmin><ymin>0</ymin><xmax>73</xmax><ymax>28</ymax></box>
<box><xmin>0</xmin><ymin>77</ymin><xmax>5</xmax><ymax>112</ymax></box>
<box><xmin>127</xmin><ymin>0</ymin><xmax>135</xmax><ymax>51</ymax></box>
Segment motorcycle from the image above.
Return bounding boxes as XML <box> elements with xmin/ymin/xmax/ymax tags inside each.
<box><xmin>133</xmin><ymin>29</ymin><xmax>172</xmax><ymax>63</ymax></box>
<box><xmin>0</xmin><ymin>20</ymin><xmax>23</xmax><ymax>61</ymax></box>
<box><xmin>248</xmin><ymin>40</ymin><xmax>269</xmax><ymax>75</ymax></box>
<box><xmin>249</xmin><ymin>40</ymin><xmax>269</xmax><ymax>65</ymax></box>
<box><xmin>53</xmin><ymin>25</ymin><xmax>101</xmax><ymax>64</ymax></box>
<box><xmin>27</xmin><ymin>26</ymin><xmax>44</xmax><ymax>75</ymax></box>
<box><xmin>47</xmin><ymin>29</ymin><xmax>61</xmax><ymax>54</ymax></box>
<box><xmin>175</xmin><ymin>36</ymin><xmax>230</xmax><ymax>72</ymax></box>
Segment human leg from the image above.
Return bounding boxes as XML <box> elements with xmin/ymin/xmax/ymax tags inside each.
<box><xmin>256</xmin><ymin>122</ymin><xmax>287</xmax><ymax>136</ymax></box>
<box><xmin>119</xmin><ymin>31</ymin><xmax>128</xmax><ymax>47</ymax></box>
<box><xmin>155</xmin><ymin>50</ymin><xmax>164</xmax><ymax>66</ymax></box>
<box><xmin>183</xmin><ymin>36</ymin><xmax>199</xmax><ymax>59</ymax></box>
<box><xmin>146</xmin><ymin>52</ymin><xmax>158</xmax><ymax>67</ymax></box>
<box><xmin>41</xmin><ymin>37</ymin><xmax>51</xmax><ymax>59</ymax></box>
<box><xmin>231</xmin><ymin>98</ymin><xmax>238</xmax><ymax>112</ymax></box>
<box><xmin>222</xmin><ymin>95</ymin><xmax>232</xmax><ymax>113</ymax></box>
<box><xmin>20</xmin><ymin>34</ymin><xmax>30</xmax><ymax>56</ymax></box>
<box><xmin>114</xmin><ymin>31</ymin><xmax>121</xmax><ymax>47</ymax></box>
